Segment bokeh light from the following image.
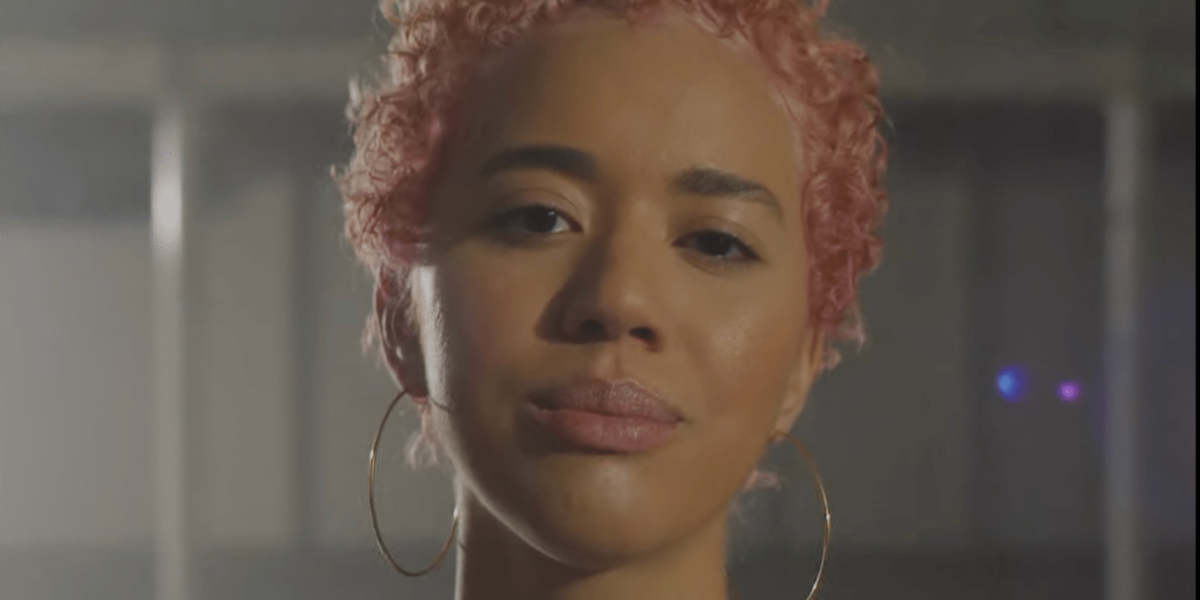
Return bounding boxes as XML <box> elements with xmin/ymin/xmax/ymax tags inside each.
<box><xmin>996</xmin><ymin>366</ymin><xmax>1027</xmax><ymax>402</ymax></box>
<box><xmin>1058</xmin><ymin>381</ymin><xmax>1082</xmax><ymax>402</ymax></box>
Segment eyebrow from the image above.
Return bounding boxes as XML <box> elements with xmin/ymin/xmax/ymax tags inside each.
<box><xmin>477</xmin><ymin>144</ymin><xmax>782</xmax><ymax>219</ymax></box>
<box><xmin>478</xmin><ymin>144</ymin><xmax>598</xmax><ymax>183</ymax></box>
<box><xmin>670</xmin><ymin>166</ymin><xmax>783</xmax><ymax>219</ymax></box>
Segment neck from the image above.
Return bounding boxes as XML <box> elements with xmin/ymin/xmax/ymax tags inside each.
<box><xmin>452</xmin><ymin>495</ymin><xmax>732</xmax><ymax>600</ymax></box>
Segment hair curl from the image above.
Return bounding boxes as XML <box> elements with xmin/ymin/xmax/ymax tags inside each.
<box><xmin>334</xmin><ymin>0</ymin><xmax>888</xmax><ymax>446</ymax></box>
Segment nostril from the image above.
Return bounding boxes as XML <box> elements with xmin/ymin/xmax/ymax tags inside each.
<box><xmin>578</xmin><ymin>319</ymin><xmax>606</xmax><ymax>340</ymax></box>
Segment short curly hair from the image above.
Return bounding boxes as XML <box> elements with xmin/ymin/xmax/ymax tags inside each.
<box><xmin>334</xmin><ymin>0</ymin><xmax>888</xmax><ymax>382</ymax></box>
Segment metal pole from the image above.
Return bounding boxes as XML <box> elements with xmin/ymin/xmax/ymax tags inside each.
<box><xmin>1103</xmin><ymin>75</ymin><xmax>1148</xmax><ymax>600</ymax></box>
<box><xmin>151</xmin><ymin>55</ymin><xmax>200</xmax><ymax>600</ymax></box>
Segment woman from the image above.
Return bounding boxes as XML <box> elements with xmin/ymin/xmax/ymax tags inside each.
<box><xmin>334</xmin><ymin>0</ymin><xmax>888</xmax><ymax>598</ymax></box>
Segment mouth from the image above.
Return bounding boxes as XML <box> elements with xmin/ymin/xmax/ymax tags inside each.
<box><xmin>524</xmin><ymin>377</ymin><xmax>684</xmax><ymax>454</ymax></box>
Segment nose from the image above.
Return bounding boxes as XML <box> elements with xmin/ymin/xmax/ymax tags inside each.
<box><xmin>555</xmin><ymin>229</ymin><xmax>664</xmax><ymax>351</ymax></box>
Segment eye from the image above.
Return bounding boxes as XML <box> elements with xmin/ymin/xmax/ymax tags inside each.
<box><xmin>683</xmin><ymin>230</ymin><xmax>760</xmax><ymax>264</ymax></box>
<box><xmin>494</xmin><ymin>204</ymin><xmax>573</xmax><ymax>236</ymax></box>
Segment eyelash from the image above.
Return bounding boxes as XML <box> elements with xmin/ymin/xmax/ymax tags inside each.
<box><xmin>491</xmin><ymin>204</ymin><xmax>762</xmax><ymax>267</ymax></box>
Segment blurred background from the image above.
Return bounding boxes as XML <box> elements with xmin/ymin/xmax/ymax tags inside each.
<box><xmin>0</xmin><ymin>0</ymin><xmax>1193</xmax><ymax>599</ymax></box>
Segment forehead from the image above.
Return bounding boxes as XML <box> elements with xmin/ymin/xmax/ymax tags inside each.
<box><xmin>454</xmin><ymin>12</ymin><xmax>801</xmax><ymax>204</ymax></box>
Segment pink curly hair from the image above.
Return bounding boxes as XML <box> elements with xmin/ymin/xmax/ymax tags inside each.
<box><xmin>334</xmin><ymin>0</ymin><xmax>889</xmax><ymax>461</ymax></box>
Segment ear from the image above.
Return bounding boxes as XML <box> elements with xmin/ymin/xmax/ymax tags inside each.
<box><xmin>376</xmin><ymin>269</ymin><xmax>430</xmax><ymax>400</ymax></box>
<box><xmin>772</xmin><ymin>329</ymin><xmax>825</xmax><ymax>435</ymax></box>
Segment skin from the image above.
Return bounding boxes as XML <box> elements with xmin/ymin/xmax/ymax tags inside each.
<box><xmin>382</xmin><ymin>11</ymin><xmax>824</xmax><ymax>600</ymax></box>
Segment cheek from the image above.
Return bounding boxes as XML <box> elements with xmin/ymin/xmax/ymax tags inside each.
<box><xmin>442</xmin><ymin>263</ymin><xmax>528</xmax><ymax>361</ymax></box>
<box><xmin>430</xmin><ymin>252</ymin><xmax>550</xmax><ymax>426</ymax></box>
<box><xmin>702</xmin><ymin>303</ymin><xmax>805</xmax><ymax>421</ymax></box>
<box><xmin>683</xmin><ymin>240</ymin><xmax>809</xmax><ymax>429</ymax></box>
<box><xmin>437</xmin><ymin>244</ymin><xmax>558</xmax><ymax>358</ymax></box>
<box><xmin>422</xmin><ymin>254</ymin><xmax>542</xmax><ymax>475</ymax></box>
<box><xmin>665</xmin><ymin>294</ymin><xmax>807</xmax><ymax>497</ymax></box>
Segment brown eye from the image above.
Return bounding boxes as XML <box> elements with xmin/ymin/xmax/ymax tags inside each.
<box><xmin>495</xmin><ymin>205</ymin><xmax>572</xmax><ymax>235</ymax></box>
<box><xmin>685</xmin><ymin>230</ymin><xmax>759</xmax><ymax>262</ymax></box>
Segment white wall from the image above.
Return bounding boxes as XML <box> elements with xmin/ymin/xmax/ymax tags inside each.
<box><xmin>0</xmin><ymin>217</ymin><xmax>154</xmax><ymax>546</ymax></box>
<box><xmin>0</xmin><ymin>174</ymin><xmax>302</xmax><ymax>549</ymax></box>
<box><xmin>195</xmin><ymin>174</ymin><xmax>299</xmax><ymax>548</ymax></box>
<box><xmin>0</xmin><ymin>170</ymin><xmax>478</xmax><ymax>552</ymax></box>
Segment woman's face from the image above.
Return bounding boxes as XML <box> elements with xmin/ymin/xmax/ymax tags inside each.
<box><xmin>395</xmin><ymin>12</ymin><xmax>820</xmax><ymax>569</ymax></box>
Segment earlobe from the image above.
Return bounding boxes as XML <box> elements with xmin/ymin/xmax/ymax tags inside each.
<box><xmin>774</xmin><ymin>372</ymin><xmax>811</xmax><ymax>435</ymax></box>
<box><xmin>389</xmin><ymin>338</ymin><xmax>430</xmax><ymax>400</ymax></box>
<box><xmin>376</xmin><ymin>272</ymin><xmax>430</xmax><ymax>399</ymax></box>
<box><xmin>773</xmin><ymin>331</ymin><xmax>825</xmax><ymax>434</ymax></box>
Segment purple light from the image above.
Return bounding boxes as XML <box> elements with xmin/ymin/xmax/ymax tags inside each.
<box><xmin>1058</xmin><ymin>381</ymin><xmax>1082</xmax><ymax>402</ymax></box>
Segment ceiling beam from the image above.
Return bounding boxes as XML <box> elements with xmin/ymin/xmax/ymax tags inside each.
<box><xmin>0</xmin><ymin>40</ymin><xmax>375</xmax><ymax>112</ymax></box>
<box><xmin>877</xmin><ymin>43</ymin><xmax>1193</xmax><ymax>103</ymax></box>
<box><xmin>0</xmin><ymin>39</ymin><xmax>1193</xmax><ymax>113</ymax></box>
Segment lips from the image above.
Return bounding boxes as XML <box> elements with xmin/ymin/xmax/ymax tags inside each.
<box><xmin>525</xmin><ymin>377</ymin><xmax>684</xmax><ymax>454</ymax></box>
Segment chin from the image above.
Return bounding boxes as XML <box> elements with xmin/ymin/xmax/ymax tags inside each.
<box><xmin>495</xmin><ymin>455</ymin><xmax>691</xmax><ymax>571</ymax></box>
<box><xmin>450</xmin><ymin>406</ymin><xmax>723</xmax><ymax>572</ymax></box>
<box><xmin>513</xmin><ymin>504</ymin><xmax>672</xmax><ymax>571</ymax></box>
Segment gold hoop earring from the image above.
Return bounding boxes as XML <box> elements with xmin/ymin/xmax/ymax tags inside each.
<box><xmin>368</xmin><ymin>388</ymin><xmax>459</xmax><ymax>577</ymax></box>
<box><xmin>730</xmin><ymin>431</ymin><xmax>831</xmax><ymax>600</ymax></box>
<box><xmin>366</xmin><ymin>394</ymin><xmax>830</xmax><ymax>595</ymax></box>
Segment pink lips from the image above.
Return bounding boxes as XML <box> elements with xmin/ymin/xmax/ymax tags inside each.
<box><xmin>525</xmin><ymin>377</ymin><xmax>684</xmax><ymax>454</ymax></box>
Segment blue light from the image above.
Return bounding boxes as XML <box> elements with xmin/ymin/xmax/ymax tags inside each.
<box><xmin>996</xmin><ymin>366</ymin><xmax>1027</xmax><ymax>401</ymax></box>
